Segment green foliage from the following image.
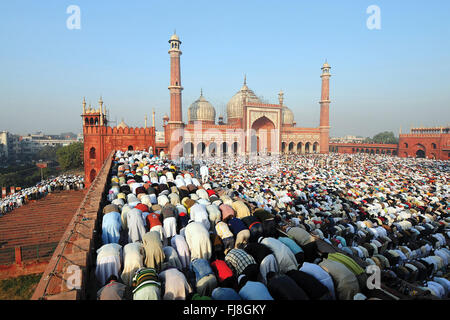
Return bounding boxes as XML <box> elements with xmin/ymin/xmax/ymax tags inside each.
<box><xmin>0</xmin><ymin>166</ymin><xmax>60</xmax><ymax>188</ymax></box>
<box><xmin>0</xmin><ymin>273</ymin><xmax>43</xmax><ymax>300</ymax></box>
<box><xmin>34</xmin><ymin>145</ymin><xmax>61</xmax><ymax>161</ymax></box>
<box><xmin>365</xmin><ymin>131</ymin><xmax>398</xmax><ymax>144</ymax></box>
<box><xmin>56</xmin><ymin>142</ymin><xmax>84</xmax><ymax>171</ymax></box>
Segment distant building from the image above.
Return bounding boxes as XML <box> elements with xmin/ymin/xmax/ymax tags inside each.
<box><xmin>330</xmin><ymin>126</ymin><xmax>450</xmax><ymax>161</ymax></box>
<box><xmin>330</xmin><ymin>135</ymin><xmax>365</xmax><ymax>144</ymax></box>
<box><xmin>398</xmin><ymin>126</ymin><xmax>450</xmax><ymax>160</ymax></box>
<box><xmin>21</xmin><ymin>133</ymin><xmax>79</xmax><ymax>149</ymax></box>
<box><xmin>0</xmin><ymin>130</ymin><xmax>80</xmax><ymax>162</ymax></box>
<box><xmin>0</xmin><ymin>131</ymin><xmax>20</xmax><ymax>160</ymax></box>
<box><xmin>0</xmin><ymin>131</ymin><xmax>8</xmax><ymax>159</ymax></box>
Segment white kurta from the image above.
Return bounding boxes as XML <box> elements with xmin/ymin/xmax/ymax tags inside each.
<box><xmin>127</xmin><ymin>208</ymin><xmax>147</xmax><ymax>243</ymax></box>
<box><xmin>159</xmin><ymin>268</ymin><xmax>192</xmax><ymax>300</ymax></box>
<box><xmin>121</xmin><ymin>242</ymin><xmax>144</xmax><ymax>286</ymax></box>
<box><xmin>260</xmin><ymin>237</ymin><xmax>298</xmax><ymax>274</ymax></box>
<box><xmin>96</xmin><ymin>243</ymin><xmax>122</xmax><ymax>287</ymax></box>
<box><xmin>170</xmin><ymin>235</ymin><xmax>191</xmax><ymax>270</ymax></box>
<box><xmin>185</xmin><ymin>222</ymin><xmax>212</xmax><ymax>262</ymax></box>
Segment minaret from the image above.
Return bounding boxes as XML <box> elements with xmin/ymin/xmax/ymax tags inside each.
<box><xmin>278</xmin><ymin>90</ymin><xmax>284</xmax><ymax>106</ymax></box>
<box><xmin>82</xmin><ymin>97</ymin><xmax>86</xmax><ymax>114</ymax></box>
<box><xmin>168</xmin><ymin>31</ymin><xmax>183</xmax><ymax>123</ymax></box>
<box><xmin>152</xmin><ymin>109</ymin><xmax>156</xmax><ymax>127</ymax></box>
<box><xmin>166</xmin><ymin>31</ymin><xmax>184</xmax><ymax>159</ymax></box>
<box><xmin>99</xmin><ymin>96</ymin><xmax>104</xmax><ymax>125</ymax></box>
<box><xmin>319</xmin><ymin>61</ymin><xmax>331</xmax><ymax>154</ymax></box>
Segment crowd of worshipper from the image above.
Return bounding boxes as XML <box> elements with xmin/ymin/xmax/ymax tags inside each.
<box><xmin>95</xmin><ymin>150</ymin><xmax>449</xmax><ymax>300</ymax></box>
<box><xmin>0</xmin><ymin>175</ymin><xmax>84</xmax><ymax>216</ymax></box>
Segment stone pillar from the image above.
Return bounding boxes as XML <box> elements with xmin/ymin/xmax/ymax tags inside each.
<box><xmin>15</xmin><ymin>246</ymin><xmax>22</xmax><ymax>265</ymax></box>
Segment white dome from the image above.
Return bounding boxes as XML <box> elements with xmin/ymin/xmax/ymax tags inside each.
<box><xmin>188</xmin><ymin>93</ymin><xmax>216</xmax><ymax>123</ymax></box>
<box><xmin>116</xmin><ymin>119</ymin><xmax>128</xmax><ymax>129</ymax></box>
<box><xmin>227</xmin><ymin>81</ymin><xmax>261</xmax><ymax>120</ymax></box>
<box><xmin>282</xmin><ymin>106</ymin><xmax>294</xmax><ymax>125</ymax></box>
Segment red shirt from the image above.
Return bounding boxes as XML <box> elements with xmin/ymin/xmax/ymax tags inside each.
<box><xmin>211</xmin><ymin>259</ymin><xmax>233</xmax><ymax>282</ymax></box>
<box><xmin>146</xmin><ymin>212</ymin><xmax>162</xmax><ymax>229</ymax></box>
<box><xmin>135</xmin><ymin>203</ymin><xmax>149</xmax><ymax>213</ymax></box>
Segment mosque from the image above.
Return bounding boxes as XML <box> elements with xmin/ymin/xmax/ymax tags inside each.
<box><xmin>82</xmin><ymin>32</ymin><xmax>331</xmax><ymax>187</ymax></box>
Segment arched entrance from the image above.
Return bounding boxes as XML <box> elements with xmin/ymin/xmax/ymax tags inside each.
<box><xmin>197</xmin><ymin>142</ymin><xmax>206</xmax><ymax>156</ymax></box>
<box><xmin>221</xmin><ymin>142</ymin><xmax>228</xmax><ymax>156</ymax></box>
<box><xmin>288</xmin><ymin>142</ymin><xmax>295</xmax><ymax>153</ymax></box>
<box><xmin>128</xmin><ymin>145</ymin><xmax>134</xmax><ymax>151</ymax></box>
<box><xmin>209</xmin><ymin>143</ymin><xmax>217</xmax><ymax>157</ymax></box>
<box><xmin>305</xmin><ymin>142</ymin><xmax>311</xmax><ymax>154</ymax></box>
<box><xmin>89</xmin><ymin>147</ymin><xmax>96</xmax><ymax>159</ymax></box>
<box><xmin>232</xmin><ymin>142</ymin><xmax>239</xmax><ymax>155</ymax></box>
<box><xmin>414</xmin><ymin>144</ymin><xmax>426</xmax><ymax>159</ymax></box>
<box><xmin>416</xmin><ymin>150</ymin><xmax>426</xmax><ymax>158</ymax></box>
<box><xmin>251</xmin><ymin>116</ymin><xmax>275</xmax><ymax>154</ymax></box>
<box><xmin>281</xmin><ymin>142</ymin><xmax>286</xmax><ymax>154</ymax></box>
<box><xmin>89</xmin><ymin>169</ymin><xmax>96</xmax><ymax>183</ymax></box>
<box><xmin>313</xmin><ymin>142</ymin><xmax>319</xmax><ymax>153</ymax></box>
<box><xmin>184</xmin><ymin>142</ymin><xmax>194</xmax><ymax>157</ymax></box>
<box><xmin>297</xmin><ymin>142</ymin><xmax>303</xmax><ymax>154</ymax></box>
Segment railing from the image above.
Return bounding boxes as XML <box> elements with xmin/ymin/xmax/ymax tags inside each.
<box><xmin>21</xmin><ymin>242</ymin><xmax>59</xmax><ymax>262</ymax></box>
<box><xmin>0</xmin><ymin>247</ymin><xmax>15</xmax><ymax>265</ymax></box>
<box><xmin>0</xmin><ymin>242</ymin><xmax>59</xmax><ymax>266</ymax></box>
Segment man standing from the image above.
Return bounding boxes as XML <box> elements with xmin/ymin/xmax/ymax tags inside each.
<box><xmin>200</xmin><ymin>162</ymin><xmax>209</xmax><ymax>183</ymax></box>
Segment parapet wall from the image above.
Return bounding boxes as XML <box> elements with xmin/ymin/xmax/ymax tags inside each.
<box><xmin>31</xmin><ymin>151</ymin><xmax>114</xmax><ymax>300</ymax></box>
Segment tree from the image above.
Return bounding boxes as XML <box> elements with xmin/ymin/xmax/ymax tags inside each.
<box><xmin>365</xmin><ymin>131</ymin><xmax>398</xmax><ymax>144</ymax></box>
<box><xmin>56</xmin><ymin>142</ymin><xmax>84</xmax><ymax>171</ymax></box>
<box><xmin>34</xmin><ymin>145</ymin><xmax>61</xmax><ymax>161</ymax></box>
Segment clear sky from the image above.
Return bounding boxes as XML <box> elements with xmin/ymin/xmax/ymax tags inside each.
<box><xmin>0</xmin><ymin>0</ymin><xmax>449</xmax><ymax>137</ymax></box>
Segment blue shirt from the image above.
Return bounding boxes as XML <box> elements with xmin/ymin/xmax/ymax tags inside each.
<box><xmin>212</xmin><ymin>287</ymin><xmax>242</xmax><ymax>300</ymax></box>
<box><xmin>227</xmin><ymin>217</ymin><xmax>247</xmax><ymax>236</ymax></box>
<box><xmin>239</xmin><ymin>281</ymin><xmax>274</xmax><ymax>300</ymax></box>
<box><xmin>101</xmin><ymin>211</ymin><xmax>121</xmax><ymax>245</ymax></box>
<box><xmin>278</xmin><ymin>237</ymin><xmax>303</xmax><ymax>255</ymax></box>
<box><xmin>190</xmin><ymin>258</ymin><xmax>214</xmax><ymax>281</ymax></box>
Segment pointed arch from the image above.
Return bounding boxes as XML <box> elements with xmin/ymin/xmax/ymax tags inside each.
<box><xmin>89</xmin><ymin>147</ymin><xmax>96</xmax><ymax>159</ymax></box>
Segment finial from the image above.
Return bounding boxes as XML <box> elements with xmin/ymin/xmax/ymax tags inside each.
<box><xmin>278</xmin><ymin>89</ymin><xmax>284</xmax><ymax>106</ymax></box>
<box><xmin>244</xmin><ymin>74</ymin><xmax>247</xmax><ymax>85</ymax></box>
<box><xmin>200</xmin><ymin>88</ymin><xmax>203</xmax><ymax>96</ymax></box>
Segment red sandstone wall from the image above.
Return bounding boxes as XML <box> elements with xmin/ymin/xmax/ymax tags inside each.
<box><xmin>83</xmin><ymin>126</ymin><xmax>156</xmax><ymax>187</ymax></box>
<box><xmin>398</xmin><ymin>134</ymin><xmax>450</xmax><ymax>160</ymax></box>
<box><xmin>330</xmin><ymin>143</ymin><xmax>398</xmax><ymax>155</ymax></box>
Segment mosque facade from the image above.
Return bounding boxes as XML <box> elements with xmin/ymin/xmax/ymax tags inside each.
<box><xmin>82</xmin><ymin>32</ymin><xmax>331</xmax><ymax>186</ymax></box>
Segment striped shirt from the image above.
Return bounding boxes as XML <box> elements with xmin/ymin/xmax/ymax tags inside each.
<box><xmin>132</xmin><ymin>268</ymin><xmax>161</xmax><ymax>294</ymax></box>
